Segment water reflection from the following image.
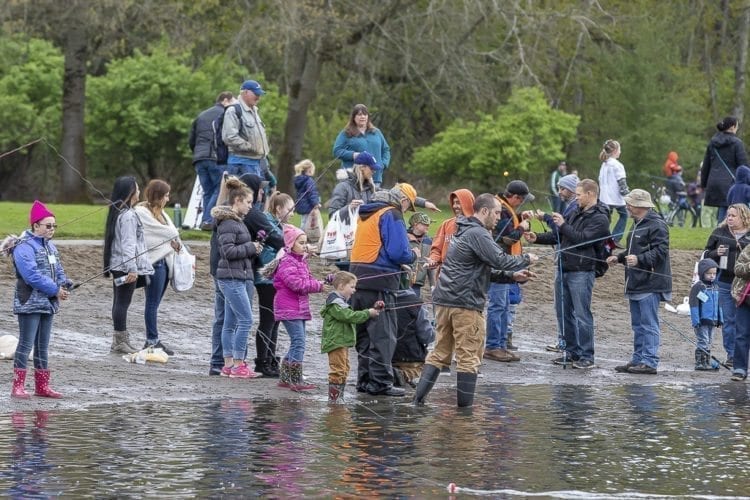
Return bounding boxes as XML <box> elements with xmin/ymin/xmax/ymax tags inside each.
<box><xmin>1</xmin><ymin>384</ymin><xmax>749</xmax><ymax>497</ymax></box>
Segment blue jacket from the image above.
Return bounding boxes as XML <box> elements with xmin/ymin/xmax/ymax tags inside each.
<box><xmin>332</xmin><ymin>128</ymin><xmax>391</xmax><ymax>184</ymax></box>
<box><xmin>293</xmin><ymin>174</ymin><xmax>321</xmax><ymax>215</ymax></box>
<box><xmin>12</xmin><ymin>231</ymin><xmax>71</xmax><ymax>315</ymax></box>
<box><xmin>727</xmin><ymin>165</ymin><xmax>750</xmax><ymax>206</ymax></box>
<box><xmin>689</xmin><ymin>281</ymin><xmax>722</xmax><ymax>327</ymax></box>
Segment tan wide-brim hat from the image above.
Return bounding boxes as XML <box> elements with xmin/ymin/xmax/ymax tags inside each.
<box><xmin>624</xmin><ymin>188</ymin><xmax>655</xmax><ymax>208</ymax></box>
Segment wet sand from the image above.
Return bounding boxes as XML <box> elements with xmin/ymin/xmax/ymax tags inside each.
<box><xmin>0</xmin><ymin>242</ymin><xmax>728</xmax><ymax>411</ymax></box>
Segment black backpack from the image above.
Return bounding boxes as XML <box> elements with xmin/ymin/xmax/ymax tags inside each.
<box><xmin>212</xmin><ymin>103</ymin><xmax>243</xmax><ymax>165</ymax></box>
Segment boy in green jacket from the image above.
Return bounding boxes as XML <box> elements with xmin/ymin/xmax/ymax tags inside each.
<box><xmin>321</xmin><ymin>271</ymin><xmax>381</xmax><ymax>403</ymax></box>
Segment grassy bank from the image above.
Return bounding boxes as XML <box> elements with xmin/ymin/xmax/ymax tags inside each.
<box><xmin>0</xmin><ymin>201</ymin><xmax>712</xmax><ymax>250</ymax></box>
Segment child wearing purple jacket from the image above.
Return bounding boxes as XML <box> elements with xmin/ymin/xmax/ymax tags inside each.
<box><xmin>273</xmin><ymin>224</ymin><xmax>325</xmax><ymax>391</ymax></box>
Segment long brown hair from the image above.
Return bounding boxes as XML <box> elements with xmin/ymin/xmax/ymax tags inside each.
<box><xmin>344</xmin><ymin>103</ymin><xmax>375</xmax><ymax>137</ymax></box>
<box><xmin>144</xmin><ymin>179</ymin><xmax>170</xmax><ymax>222</ymax></box>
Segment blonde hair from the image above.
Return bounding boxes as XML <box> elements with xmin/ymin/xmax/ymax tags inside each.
<box><xmin>721</xmin><ymin>203</ymin><xmax>750</xmax><ymax>229</ymax></box>
<box><xmin>268</xmin><ymin>192</ymin><xmax>294</xmax><ymax>219</ymax></box>
<box><xmin>332</xmin><ymin>270</ymin><xmax>357</xmax><ymax>289</ymax></box>
<box><xmin>294</xmin><ymin>159</ymin><xmax>316</xmax><ymax>176</ymax></box>
<box><xmin>599</xmin><ymin>139</ymin><xmax>621</xmax><ymax>162</ymax></box>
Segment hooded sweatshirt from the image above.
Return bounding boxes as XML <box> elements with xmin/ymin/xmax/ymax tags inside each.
<box><xmin>689</xmin><ymin>258</ymin><xmax>722</xmax><ymax>327</ymax></box>
<box><xmin>428</xmin><ymin>189</ymin><xmax>475</xmax><ymax>266</ymax></box>
<box><xmin>727</xmin><ymin>165</ymin><xmax>750</xmax><ymax>206</ymax></box>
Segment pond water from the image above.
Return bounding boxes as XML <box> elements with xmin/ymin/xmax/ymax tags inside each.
<box><xmin>2</xmin><ymin>383</ymin><xmax>749</xmax><ymax>497</ymax></box>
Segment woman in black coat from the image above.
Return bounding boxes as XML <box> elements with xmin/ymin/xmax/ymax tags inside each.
<box><xmin>702</xmin><ymin>116</ymin><xmax>748</xmax><ymax>222</ymax></box>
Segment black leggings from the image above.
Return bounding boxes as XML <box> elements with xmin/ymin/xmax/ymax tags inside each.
<box><xmin>255</xmin><ymin>283</ymin><xmax>279</xmax><ymax>362</ymax></box>
<box><xmin>111</xmin><ymin>271</ymin><xmax>136</xmax><ymax>331</ymax></box>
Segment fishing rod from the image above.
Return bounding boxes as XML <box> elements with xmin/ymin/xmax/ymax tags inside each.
<box><xmin>660</xmin><ymin>316</ymin><xmax>730</xmax><ymax>371</ymax></box>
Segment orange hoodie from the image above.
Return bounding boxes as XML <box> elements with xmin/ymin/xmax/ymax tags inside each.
<box><xmin>429</xmin><ymin>189</ymin><xmax>475</xmax><ymax>267</ymax></box>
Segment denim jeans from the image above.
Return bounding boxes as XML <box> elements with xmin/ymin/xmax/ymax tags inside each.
<box><xmin>195</xmin><ymin>160</ymin><xmax>223</xmax><ymax>224</ymax></box>
<box><xmin>15</xmin><ymin>313</ymin><xmax>53</xmax><ymax>370</ymax></box>
<box><xmin>609</xmin><ymin>205</ymin><xmax>628</xmax><ymax>242</ymax></box>
<box><xmin>145</xmin><ymin>259</ymin><xmax>169</xmax><ymax>345</ymax></box>
<box><xmin>717</xmin><ymin>280</ymin><xmax>736</xmax><ymax>360</ymax></box>
<box><xmin>732</xmin><ymin>304</ymin><xmax>750</xmax><ymax>377</ymax></box>
<box><xmin>695</xmin><ymin>324</ymin><xmax>714</xmax><ymax>352</ymax></box>
<box><xmin>628</xmin><ymin>293</ymin><xmax>661</xmax><ymax>368</ymax></box>
<box><xmin>486</xmin><ymin>283</ymin><xmax>509</xmax><ymax>350</ymax></box>
<box><xmin>210</xmin><ymin>278</ymin><xmax>225</xmax><ymax>371</ymax></box>
<box><xmin>227</xmin><ymin>156</ymin><xmax>260</xmax><ymax>177</ymax></box>
<box><xmin>218</xmin><ymin>279</ymin><xmax>254</xmax><ymax>360</ymax></box>
<box><xmin>555</xmin><ymin>271</ymin><xmax>596</xmax><ymax>361</ymax></box>
<box><xmin>281</xmin><ymin>319</ymin><xmax>306</xmax><ymax>363</ymax></box>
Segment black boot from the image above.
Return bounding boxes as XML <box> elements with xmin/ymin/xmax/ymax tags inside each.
<box><xmin>261</xmin><ymin>358</ymin><xmax>279</xmax><ymax>378</ymax></box>
<box><xmin>413</xmin><ymin>365</ymin><xmax>441</xmax><ymax>406</ymax></box>
<box><xmin>696</xmin><ymin>349</ymin><xmax>711</xmax><ymax>371</ymax></box>
<box><xmin>456</xmin><ymin>371</ymin><xmax>478</xmax><ymax>408</ymax></box>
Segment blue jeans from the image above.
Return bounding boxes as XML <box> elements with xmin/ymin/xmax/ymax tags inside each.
<box><xmin>628</xmin><ymin>293</ymin><xmax>661</xmax><ymax>368</ymax></box>
<box><xmin>281</xmin><ymin>320</ymin><xmax>306</xmax><ymax>363</ymax></box>
<box><xmin>218</xmin><ymin>279</ymin><xmax>254</xmax><ymax>360</ymax></box>
<box><xmin>145</xmin><ymin>259</ymin><xmax>169</xmax><ymax>344</ymax></box>
<box><xmin>15</xmin><ymin>313</ymin><xmax>53</xmax><ymax>370</ymax></box>
<box><xmin>695</xmin><ymin>325</ymin><xmax>714</xmax><ymax>352</ymax></box>
<box><xmin>732</xmin><ymin>304</ymin><xmax>750</xmax><ymax>377</ymax></box>
<box><xmin>555</xmin><ymin>271</ymin><xmax>596</xmax><ymax>361</ymax></box>
<box><xmin>718</xmin><ymin>280</ymin><xmax>736</xmax><ymax>360</ymax></box>
<box><xmin>195</xmin><ymin>160</ymin><xmax>223</xmax><ymax>224</ymax></box>
<box><xmin>486</xmin><ymin>283</ymin><xmax>509</xmax><ymax>350</ymax></box>
<box><xmin>609</xmin><ymin>205</ymin><xmax>628</xmax><ymax>242</ymax></box>
<box><xmin>210</xmin><ymin>278</ymin><xmax>225</xmax><ymax>372</ymax></box>
<box><xmin>227</xmin><ymin>156</ymin><xmax>260</xmax><ymax>177</ymax></box>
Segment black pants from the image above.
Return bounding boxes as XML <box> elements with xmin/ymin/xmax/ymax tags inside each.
<box><xmin>111</xmin><ymin>271</ymin><xmax>136</xmax><ymax>331</ymax></box>
<box><xmin>352</xmin><ymin>289</ymin><xmax>398</xmax><ymax>393</ymax></box>
<box><xmin>255</xmin><ymin>283</ymin><xmax>279</xmax><ymax>363</ymax></box>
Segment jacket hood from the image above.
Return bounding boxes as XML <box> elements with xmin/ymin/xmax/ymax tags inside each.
<box><xmin>211</xmin><ymin>205</ymin><xmax>242</xmax><ymax>223</ymax></box>
<box><xmin>239</xmin><ymin>173</ymin><xmax>264</xmax><ymax>201</ymax></box>
<box><xmin>736</xmin><ymin>165</ymin><xmax>750</xmax><ymax>185</ymax></box>
<box><xmin>293</xmin><ymin>175</ymin><xmax>308</xmax><ymax>190</ymax></box>
<box><xmin>449</xmin><ymin>189</ymin><xmax>475</xmax><ymax>217</ymax></box>
<box><xmin>325</xmin><ymin>291</ymin><xmax>350</xmax><ymax>308</ymax></box>
<box><xmin>359</xmin><ymin>200</ymin><xmax>396</xmax><ymax>221</ymax></box>
<box><xmin>710</xmin><ymin>131</ymin><xmax>739</xmax><ymax>148</ymax></box>
<box><xmin>698</xmin><ymin>258</ymin><xmax>719</xmax><ymax>281</ymax></box>
<box><xmin>454</xmin><ymin>215</ymin><xmax>485</xmax><ymax>238</ymax></box>
<box><xmin>585</xmin><ymin>201</ymin><xmax>612</xmax><ymax>218</ymax></box>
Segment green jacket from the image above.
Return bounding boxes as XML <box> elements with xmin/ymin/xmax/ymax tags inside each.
<box><xmin>320</xmin><ymin>292</ymin><xmax>371</xmax><ymax>353</ymax></box>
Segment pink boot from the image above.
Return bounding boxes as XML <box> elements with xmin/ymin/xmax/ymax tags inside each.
<box><xmin>11</xmin><ymin>368</ymin><xmax>30</xmax><ymax>399</ymax></box>
<box><xmin>34</xmin><ymin>369</ymin><xmax>62</xmax><ymax>398</ymax></box>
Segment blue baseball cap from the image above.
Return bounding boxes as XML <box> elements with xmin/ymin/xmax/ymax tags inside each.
<box><xmin>354</xmin><ymin>151</ymin><xmax>382</xmax><ymax>170</ymax></box>
<box><xmin>240</xmin><ymin>80</ymin><xmax>265</xmax><ymax>96</ymax></box>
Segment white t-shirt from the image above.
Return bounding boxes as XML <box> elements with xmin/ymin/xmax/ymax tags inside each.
<box><xmin>599</xmin><ymin>158</ymin><xmax>627</xmax><ymax>206</ymax></box>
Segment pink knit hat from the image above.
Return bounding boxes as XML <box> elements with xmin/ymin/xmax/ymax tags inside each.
<box><xmin>29</xmin><ymin>200</ymin><xmax>55</xmax><ymax>225</ymax></box>
<box><xmin>283</xmin><ymin>224</ymin><xmax>305</xmax><ymax>250</ymax></box>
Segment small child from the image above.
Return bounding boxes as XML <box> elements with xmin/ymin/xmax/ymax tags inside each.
<box><xmin>689</xmin><ymin>258</ymin><xmax>722</xmax><ymax>371</ymax></box>
<box><xmin>406</xmin><ymin>212</ymin><xmax>435</xmax><ymax>298</ymax></box>
<box><xmin>392</xmin><ymin>289</ymin><xmax>435</xmax><ymax>388</ymax></box>
<box><xmin>320</xmin><ymin>271</ymin><xmax>381</xmax><ymax>403</ymax></box>
<box><xmin>293</xmin><ymin>159</ymin><xmax>322</xmax><ymax>245</ymax></box>
<box><xmin>274</xmin><ymin>224</ymin><xmax>325</xmax><ymax>391</ymax></box>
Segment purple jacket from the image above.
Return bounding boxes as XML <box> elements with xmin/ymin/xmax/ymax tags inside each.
<box><xmin>273</xmin><ymin>252</ymin><xmax>323</xmax><ymax>320</ymax></box>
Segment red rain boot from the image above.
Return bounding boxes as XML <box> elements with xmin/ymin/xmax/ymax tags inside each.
<box><xmin>11</xmin><ymin>368</ymin><xmax>30</xmax><ymax>399</ymax></box>
<box><xmin>34</xmin><ymin>369</ymin><xmax>62</xmax><ymax>398</ymax></box>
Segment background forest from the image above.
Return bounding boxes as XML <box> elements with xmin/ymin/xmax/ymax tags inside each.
<box><xmin>0</xmin><ymin>0</ymin><xmax>748</xmax><ymax>206</ymax></box>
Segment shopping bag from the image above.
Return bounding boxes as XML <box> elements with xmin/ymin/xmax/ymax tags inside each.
<box><xmin>171</xmin><ymin>245</ymin><xmax>196</xmax><ymax>292</ymax></box>
<box><xmin>340</xmin><ymin>206</ymin><xmax>358</xmax><ymax>255</ymax></box>
<box><xmin>302</xmin><ymin>208</ymin><xmax>324</xmax><ymax>246</ymax></box>
<box><xmin>320</xmin><ymin>211</ymin><xmax>348</xmax><ymax>261</ymax></box>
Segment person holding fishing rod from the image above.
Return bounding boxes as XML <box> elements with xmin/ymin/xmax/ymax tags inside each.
<box><xmin>103</xmin><ymin>176</ymin><xmax>154</xmax><ymax>355</ymax></box>
<box><xmin>3</xmin><ymin>200</ymin><xmax>72</xmax><ymax>398</ymax></box>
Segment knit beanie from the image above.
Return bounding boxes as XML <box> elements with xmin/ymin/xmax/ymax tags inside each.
<box><xmin>29</xmin><ymin>200</ymin><xmax>55</xmax><ymax>225</ymax></box>
<box><xmin>283</xmin><ymin>224</ymin><xmax>305</xmax><ymax>250</ymax></box>
<box><xmin>557</xmin><ymin>174</ymin><xmax>579</xmax><ymax>193</ymax></box>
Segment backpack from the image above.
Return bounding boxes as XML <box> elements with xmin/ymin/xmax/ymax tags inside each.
<box><xmin>594</xmin><ymin>237</ymin><xmax>617</xmax><ymax>278</ymax></box>
<box><xmin>212</xmin><ymin>103</ymin><xmax>243</xmax><ymax>165</ymax></box>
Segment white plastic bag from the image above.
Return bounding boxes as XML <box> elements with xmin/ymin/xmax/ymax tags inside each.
<box><xmin>171</xmin><ymin>245</ymin><xmax>196</xmax><ymax>292</ymax></box>
<box><xmin>341</xmin><ymin>206</ymin><xmax>358</xmax><ymax>255</ymax></box>
<box><xmin>320</xmin><ymin>211</ymin><xmax>348</xmax><ymax>261</ymax></box>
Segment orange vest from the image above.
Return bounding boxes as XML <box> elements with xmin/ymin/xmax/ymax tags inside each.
<box><xmin>350</xmin><ymin>207</ymin><xmax>392</xmax><ymax>263</ymax></box>
<box><xmin>496</xmin><ymin>196</ymin><xmax>522</xmax><ymax>255</ymax></box>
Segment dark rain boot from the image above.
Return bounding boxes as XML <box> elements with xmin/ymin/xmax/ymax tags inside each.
<box><xmin>261</xmin><ymin>358</ymin><xmax>280</xmax><ymax>378</ymax></box>
<box><xmin>111</xmin><ymin>330</ymin><xmax>137</xmax><ymax>354</ymax></box>
<box><xmin>289</xmin><ymin>362</ymin><xmax>316</xmax><ymax>392</ymax></box>
<box><xmin>328</xmin><ymin>383</ymin><xmax>345</xmax><ymax>403</ymax></box>
<box><xmin>456</xmin><ymin>371</ymin><xmax>478</xmax><ymax>408</ymax></box>
<box><xmin>413</xmin><ymin>364</ymin><xmax>441</xmax><ymax>406</ymax></box>
<box><xmin>278</xmin><ymin>360</ymin><xmax>292</xmax><ymax>388</ymax></box>
<box><xmin>696</xmin><ymin>350</ymin><xmax>711</xmax><ymax>371</ymax></box>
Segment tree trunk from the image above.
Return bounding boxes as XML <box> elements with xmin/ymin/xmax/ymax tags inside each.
<box><xmin>733</xmin><ymin>3</ymin><xmax>750</xmax><ymax>123</ymax></box>
<box><xmin>59</xmin><ymin>18</ymin><xmax>90</xmax><ymax>203</ymax></box>
<box><xmin>276</xmin><ymin>41</ymin><xmax>323</xmax><ymax>194</ymax></box>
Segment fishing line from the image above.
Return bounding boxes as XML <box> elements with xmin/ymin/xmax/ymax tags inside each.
<box><xmin>0</xmin><ymin>138</ymin><xmax>44</xmax><ymax>160</ymax></box>
<box><xmin>660</xmin><ymin>316</ymin><xmax>730</xmax><ymax>370</ymax></box>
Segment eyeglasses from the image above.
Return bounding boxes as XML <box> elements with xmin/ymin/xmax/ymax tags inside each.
<box><xmin>40</xmin><ymin>223</ymin><xmax>58</xmax><ymax>229</ymax></box>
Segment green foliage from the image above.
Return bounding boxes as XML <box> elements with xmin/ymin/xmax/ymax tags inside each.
<box><xmin>412</xmin><ymin>87</ymin><xmax>579</xmax><ymax>190</ymax></box>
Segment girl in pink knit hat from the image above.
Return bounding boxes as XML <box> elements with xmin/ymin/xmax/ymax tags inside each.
<box><xmin>273</xmin><ymin>224</ymin><xmax>326</xmax><ymax>391</ymax></box>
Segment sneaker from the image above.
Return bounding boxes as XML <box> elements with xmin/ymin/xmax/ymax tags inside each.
<box><xmin>545</xmin><ymin>344</ymin><xmax>562</xmax><ymax>352</ymax></box>
<box><xmin>200</xmin><ymin>221</ymin><xmax>214</xmax><ymax>231</ymax></box>
<box><xmin>220</xmin><ymin>366</ymin><xmax>232</xmax><ymax>377</ymax></box>
<box><xmin>153</xmin><ymin>341</ymin><xmax>174</xmax><ymax>356</ymax></box>
<box><xmin>614</xmin><ymin>362</ymin><xmax>634</xmax><ymax>373</ymax></box>
<box><xmin>229</xmin><ymin>363</ymin><xmax>260</xmax><ymax>379</ymax></box>
<box><xmin>572</xmin><ymin>359</ymin><xmax>596</xmax><ymax>370</ymax></box>
<box><xmin>552</xmin><ymin>355</ymin><xmax>577</xmax><ymax>365</ymax></box>
<box><xmin>731</xmin><ymin>372</ymin><xmax>747</xmax><ymax>381</ymax></box>
<box><xmin>627</xmin><ymin>363</ymin><xmax>657</xmax><ymax>375</ymax></box>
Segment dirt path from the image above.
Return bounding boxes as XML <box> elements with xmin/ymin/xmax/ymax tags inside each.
<box><xmin>0</xmin><ymin>242</ymin><xmax>726</xmax><ymax>412</ymax></box>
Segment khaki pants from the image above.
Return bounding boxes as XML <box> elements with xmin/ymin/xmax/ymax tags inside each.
<box><xmin>425</xmin><ymin>306</ymin><xmax>485</xmax><ymax>374</ymax></box>
<box><xmin>328</xmin><ymin>347</ymin><xmax>350</xmax><ymax>384</ymax></box>
<box><xmin>393</xmin><ymin>361</ymin><xmax>423</xmax><ymax>384</ymax></box>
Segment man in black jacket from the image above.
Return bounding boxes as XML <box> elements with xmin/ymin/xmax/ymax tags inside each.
<box><xmin>189</xmin><ymin>91</ymin><xmax>234</xmax><ymax>230</ymax></box>
<box><xmin>607</xmin><ymin>189</ymin><xmax>672</xmax><ymax>375</ymax></box>
<box><xmin>527</xmin><ymin>179</ymin><xmax>611</xmax><ymax>369</ymax></box>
